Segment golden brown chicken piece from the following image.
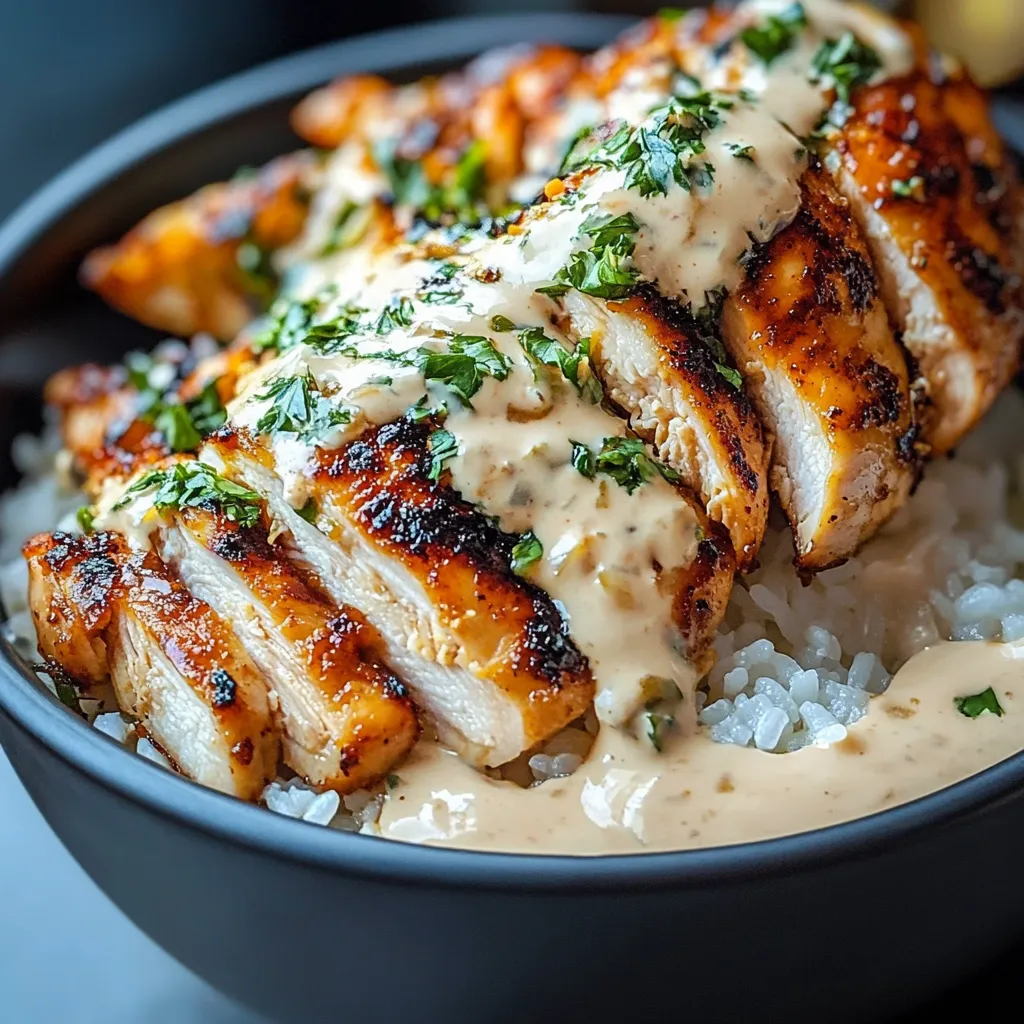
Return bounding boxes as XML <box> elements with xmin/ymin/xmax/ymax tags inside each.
<box><xmin>829</xmin><ymin>55</ymin><xmax>1023</xmax><ymax>454</ymax></box>
<box><xmin>82</xmin><ymin>152</ymin><xmax>314</xmax><ymax>340</ymax></box>
<box><xmin>157</xmin><ymin>506</ymin><xmax>420</xmax><ymax>793</ymax></box>
<box><xmin>204</xmin><ymin>422</ymin><xmax>598</xmax><ymax>767</ymax></box>
<box><xmin>24</xmin><ymin>530</ymin><xmax>279</xmax><ymax>799</ymax></box>
<box><xmin>559</xmin><ymin>286</ymin><xmax>772</xmax><ymax>571</ymax></box>
<box><xmin>721</xmin><ymin>162</ymin><xmax>919</xmax><ymax>570</ymax></box>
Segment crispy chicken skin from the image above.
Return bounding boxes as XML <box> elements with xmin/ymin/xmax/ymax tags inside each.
<box><xmin>205</xmin><ymin>423</ymin><xmax>597</xmax><ymax>767</ymax></box>
<box><xmin>722</xmin><ymin>163</ymin><xmax>919</xmax><ymax>570</ymax></box>
<box><xmin>830</xmin><ymin>54</ymin><xmax>1023</xmax><ymax>454</ymax></box>
<box><xmin>24</xmin><ymin>531</ymin><xmax>279</xmax><ymax>799</ymax></box>
<box><xmin>81</xmin><ymin>152</ymin><xmax>314</xmax><ymax>340</ymax></box>
<box><xmin>560</xmin><ymin>287</ymin><xmax>771</xmax><ymax>570</ymax></box>
<box><xmin>158</xmin><ymin>506</ymin><xmax>419</xmax><ymax>792</ymax></box>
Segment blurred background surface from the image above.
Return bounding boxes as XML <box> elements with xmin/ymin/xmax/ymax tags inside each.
<box><xmin>2</xmin><ymin>1</ymin><xmax>1022</xmax><ymax>220</ymax></box>
<box><xmin>0</xmin><ymin>1</ymin><xmax>1022</xmax><ymax>1021</ymax></box>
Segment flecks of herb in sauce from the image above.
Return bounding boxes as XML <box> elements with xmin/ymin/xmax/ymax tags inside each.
<box><xmin>954</xmin><ymin>687</ymin><xmax>1005</xmax><ymax>719</ymax></box>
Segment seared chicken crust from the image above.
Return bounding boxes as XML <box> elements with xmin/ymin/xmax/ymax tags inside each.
<box><xmin>24</xmin><ymin>530</ymin><xmax>279</xmax><ymax>798</ymax></box>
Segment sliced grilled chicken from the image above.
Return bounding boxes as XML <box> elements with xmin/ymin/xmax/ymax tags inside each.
<box><xmin>157</xmin><ymin>506</ymin><xmax>419</xmax><ymax>792</ymax></box>
<box><xmin>559</xmin><ymin>286</ymin><xmax>771</xmax><ymax>569</ymax></box>
<box><xmin>828</xmin><ymin>59</ymin><xmax>1023</xmax><ymax>453</ymax></box>
<box><xmin>720</xmin><ymin>162</ymin><xmax>918</xmax><ymax>570</ymax></box>
<box><xmin>202</xmin><ymin>423</ymin><xmax>597</xmax><ymax>768</ymax></box>
<box><xmin>82</xmin><ymin>153</ymin><xmax>314</xmax><ymax>340</ymax></box>
<box><xmin>24</xmin><ymin>531</ymin><xmax>279</xmax><ymax>799</ymax></box>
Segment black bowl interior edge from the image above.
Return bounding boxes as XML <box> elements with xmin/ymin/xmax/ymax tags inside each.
<box><xmin>3</xmin><ymin>13</ymin><xmax>1024</xmax><ymax>891</ymax></box>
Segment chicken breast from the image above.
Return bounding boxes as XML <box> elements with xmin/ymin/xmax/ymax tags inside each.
<box><xmin>203</xmin><ymin>424</ymin><xmax>597</xmax><ymax>767</ymax></box>
<box><xmin>721</xmin><ymin>162</ymin><xmax>919</xmax><ymax>570</ymax></box>
<box><xmin>560</xmin><ymin>286</ymin><xmax>771</xmax><ymax>569</ymax></box>
<box><xmin>24</xmin><ymin>531</ymin><xmax>279</xmax><ymax>799</ymax></box>
<box><xmin>82</xmin><ymin>152</ymin><xmax>314</xmax><ymax>340</ymax></box>
<box><xmin>828</xmin><ymin>57</ymin><xmax>1024</xmax><ymax>453</ymax></box>
<box><xmin>157</xmin><ymin>506</ymin><xmax>419</xmax><ymax>792</ymax></box>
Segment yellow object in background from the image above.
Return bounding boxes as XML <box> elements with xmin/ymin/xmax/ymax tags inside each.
<box><xmin>912</xmin><ymin>0</ymin><xmax>1024</xmax><ymax>86</ymax></box>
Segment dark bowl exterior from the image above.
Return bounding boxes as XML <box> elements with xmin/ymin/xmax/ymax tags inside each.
<box><xmin>2</xmin><ymin>16</ymin><xmax>1024</xmax><ymax>1024</ymax></box>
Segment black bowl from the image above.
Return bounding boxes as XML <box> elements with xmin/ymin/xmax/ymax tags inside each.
<box><xmin>2</xmin><ymin>16</ymin><xmax>1024</xmax><ymax>1024</ymax></box>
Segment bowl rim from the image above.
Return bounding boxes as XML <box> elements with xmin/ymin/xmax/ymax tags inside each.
<box><xmin>2</xmin><ymin>11</ymin><xmax>1024</xmax><ymax>893</ymax></box>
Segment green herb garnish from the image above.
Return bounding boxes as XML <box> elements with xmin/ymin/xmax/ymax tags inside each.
<box><xmin>426</xmin><ymin>428</ymin><xmax>459</xmax><ymax>481</ymax></box>
<box><xmin>809</xmin><ymin>31</ymin><xmax>881</xmax><ymax>104</ymax></box>
<box><xmin>416</xmin><ymin>261</ymin><xmax>465</xmax><ymax>305</ymax></box>
<box><xmin>954</xmin><ymin>687</ymin><xmax>1005</xmax><ymax>719</ymax></box>
<box><xmin>489</xmin><ymin>314</ymin><xmax>516</xmax><ymax>333</ymax></box>
<box><xmin>510</xmin><ymin>531</ymin><xmax>544</xmax><ymax>576</ymax></box>
<box><xmin>544</xmin><ymin>212</ymin><xmax>641</xmax><ymax>301</ymax></box>
<box><xmin>113</xmin><ymin>462</ymin><xmax>262</xmax><ymax>528</ymax></box>
<box><xmin>76</xmin><ymin>505</ymin><xmax>96</xmax><ymax>534</ymax></box>
<box><xmin>255</xmin><ymin>373</ymin><xmax>353</xmax><ymax>442</ymax></box>
<box><xmin>413</xmin><ymin>334</ymin><xmax>511</xmax><ymax>406</ymax></box>
<box><xmin>563</xmin><ymin>91</ymin><xmax>727</xmax><ymax>200</ymax></box>
<box><xmin>374</xmin><ymin>296</ymin><xmax>416</xmax><ymax>335</ymax></box>
<box><xmin>572</xmin><ymin>437</ymin><xmax>680</xmax><ymax>494</ymax></box>
<box><xmin>646</xmin><ymin>711</ymin><xmax>675</xmax><ymax>753</ymax></box>
<box><xmin>726</xmin><ymin>143</ymin><xmax>756</xmax><ymax>163</ymax></box>
<box><xmin>891</xmin><ymin>175</ymin><xmax>926</xmax><ymax>202</ymax></box>
<box><xmin>297</xmin><ymin>498</ymin><xmax>318</xmax><ymax>524</ymax></box>
<box><xmin>569</xmin><ymin>440</ymin><xmax>595</xmax><ymax>478</ymax></box>
<box><xmin>320</xmin><ymin>201</ymin><xmax>370</xmax><ymax>256</ymax></box>
<box><xmin>740</xmin><ymin>3</ymin><xmax>807</xmax><ymax>65</ymax></box>
<box><xmin>518</xmin><ymin>328</ymin><xmax>602</xmax><ymax>402</ymax></box>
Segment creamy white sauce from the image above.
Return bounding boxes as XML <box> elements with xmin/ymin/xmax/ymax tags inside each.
<box><xmin>92</xmin><ymin>0</ymin><xmax>977</xmax><ymax>853</ymax></box>
<box><xmin>379</xmin><ymin>641</ymin><xmax>1024</xmax><ymax>853</ymax></box>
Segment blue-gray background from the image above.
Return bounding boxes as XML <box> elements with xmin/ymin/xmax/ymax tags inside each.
<box><xmin>0</xmin><ymin>1</ymin><xmax>1020</xmax><ymax>1021</ymax></box>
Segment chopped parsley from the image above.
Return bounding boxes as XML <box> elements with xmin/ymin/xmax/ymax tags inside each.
<box><xmin>416</xmin><ymin>261</ymin><xmax>464</xmax><ymax>305</ymax></box>
<box><xmin>518</xmin><ymin>328</ymin><xmax>603</xmax><ymax>402</ymax></box>
<box><xmin>297</xmin><ymin>498</ymin><xmax>318</xmax><ymax>524</ymax></box>
<box><xmin>235</xmin><ymin>240</ymin><xmax>278</xmax><ymax>300</ymax></box>
<box><xmin>510</xmin><ymin>531</ymin><xmax>544</xmax><ymax>576</ymax></box>
<box><xmin>374</xmin><ymin>139</ymin><xmax>492</xmax><ymax>228</ymax></box>
<box><xmin>739</xmin><ymin>3</ymin><xmax>807</xmax><ymax>65</ymax></box>
<box><xmin>254</xmin><ymin>373</ymin><xmax>353</xmax><ymax>442</ymax></box>
<box><xmin>646</xmin><ymin>711</ymin><xmax>675</xmax><ymax>753</ymax></box>
<box><xmin>374</xmin><ymin>296</ymin><xmax>416</xmax><ymax>335</ymax></box>
<box><xmin>426</xmin><ymin>428</ymin><xmax>459</xmax><ymax>481</ymax></box>
<box><xmin>412</xmin><ymin>334</ymin><xmax>511</xmax><ymax>406</ymax></box>
<box><xmin>489</xmin><ymin>314</ymin><xmax>516</xmax><ymax>333</ymax></box>
<box><xmin>809</xmin><ymin>32</ymin><xmax>881</xmax><ymax>104</ymax></box>
<box><xmin>114</xmin><ymin>462</ymin><xmax>262</xmax><ymax>528</ymax></box>
<box><xmin>954</xmin><ymin>687</ymin><xmax>1004</xmax><ymax>719</ymax></box>
<box><xmin>76</xmin><ymin>505</ymin><xmax>96</xmax><ymax>534</ymax></box>
<box><xmin>692</xmin><ymin>287</ymin><xmax>743</xmax><ymax>390</ymax></box>
<box><xmin>658</xmin><ymin>7</ymin><xmax>686</xmax><ymax>22</ymax></box>
<box><xmin>569</xmin><ymin>440</ymin><xmax>594</xmax><ymax>478</ymax></box>
<box><xmin>126</xmin><ymin>354</ymin><xmax>227</xmax><ymax>453</ymax></box>
<box><xmin>726</xmin><ymin>143</ymin><xmax>756</xmax><ymax>163</ymax></box>
<box><xmin>386</xmin><ymin>773</ymin><xmax>402</xmax><ymax>790</ymax></box>
<box><xmin>562</xmin><ymin>90</ymin><xmax>728</xmax><ymax>200</ymax></box>
<box><xmin>571</xmin><ymin>436</ymin><xmax>681</xmax><ymax>494</ymax></box>
<box><xmin>541</xmin><ymin>212</ymin><xmax>641</xmax><ymax>301</ymax></box>
<box><xmin>891</xmin><ymin>175</ymin><xmax>926</xmax><ymax>202</ymax></box>
<box><xmin>320</xmin><ymin>201</ymin><xmax>370</xmax><ymax>256</ymax></box>
<box><xmin>41</xmin><ymin>661</ymin><xmax>82</xmax><ymax>714</ymax></box>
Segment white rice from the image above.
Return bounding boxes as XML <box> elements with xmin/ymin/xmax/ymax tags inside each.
<box><xmin>700</xmin><ymin>389</ymin><xmax>1024</xmax><ymax>751</ymax></box>
<box><xmin>4</xmin><ymin>393</ymin><xmax>1024</xmax><ymax>808</ymax></box>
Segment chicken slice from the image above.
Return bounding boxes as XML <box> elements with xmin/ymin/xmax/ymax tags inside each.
<box><xmin>720</xmin><ymin>162</ymin><xmax>919</xmax><ymax>570</ymax></box>
<box><xmin>24</xmin><ymin>531</ymin><xmax>279</xmax><ymax>799</ymax></box>
<box><xmin>828</xmin><ymin>60</ymin><xmax>1023</xmax><ymax>453</ymax></box>
<box><xmin>202</xmin><ymin>423</ymin><xmax>597</xmax><ymax>767</ymax></box>
<box><xmin>81</xmin><ymin>152</ymin><xmax>314</xmax><ymax>340</ymax></box>
<box><xmin>559</xmin><ymin>286</ymin><xmax>771</xmax><ymax>569</ymax></box>
<box><xmin>156</xmin><ymin>507</ymin><xmax>419</xmax><ymax>792</ymax></box>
